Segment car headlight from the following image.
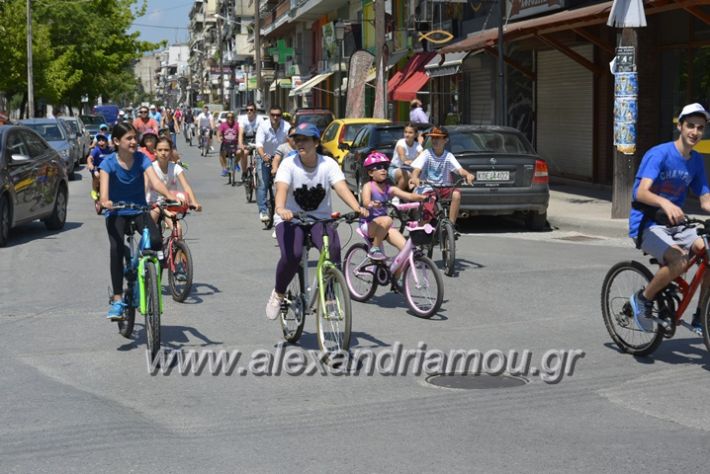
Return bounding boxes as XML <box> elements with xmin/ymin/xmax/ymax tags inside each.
<box><xmin>59</xmin><ymin>149</ymin><xmax>70</xmax><ymax>158</ymax></box>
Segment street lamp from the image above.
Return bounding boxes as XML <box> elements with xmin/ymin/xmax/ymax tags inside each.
<box><xmin>334</xmin><ymin>20</ymin><xmax>345</xmax><ymax>118</ymax></box>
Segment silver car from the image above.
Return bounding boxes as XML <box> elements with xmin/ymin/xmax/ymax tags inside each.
<box><xmin>19</xmin><ymin>119</ymin><xmax>79</xmax><ymax>180</ymax></box>
<box><xmin>61</xmin><ymin>116</ymin><xmax>91</xmax><ymax>162</ymax></box>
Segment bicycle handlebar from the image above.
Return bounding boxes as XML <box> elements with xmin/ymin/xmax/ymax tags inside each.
<box><xmin>108</xmin><ymin>202</ymin><xmax>153</xmax><ymax>212</ymax></box>
<box><xmin>290</xmin><ymin>211</ymin><xmax>360</xmax><ymax>226</ymax></box>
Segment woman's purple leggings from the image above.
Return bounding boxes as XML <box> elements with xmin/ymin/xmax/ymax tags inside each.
<box><xmin>275</xmin><ymin>221</ymin><xmax>341</xmax><ymax>294</ymax></box>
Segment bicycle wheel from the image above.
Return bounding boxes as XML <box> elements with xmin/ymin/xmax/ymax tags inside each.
<box><xmin>440</xmin><ymin>220</ymin><xmax>456</xmax><ymax>277</ymax></box>
<box><xmin>403</xmin><ymin>255</ymin><xmax>444</xmax><ymax>318</ymax></box>
<box><xmin>265</xmin><ymin>196</ymin><xmax>275</xmax><ymax>230</ymax></box>
<box><xmin>245</xmin><ymin>169</ymin><xmax>254</xmax><ymax>203</ymax></box>
<box><xmin>699</xmin><ymin>293</ymin><xmax>710</xmax><ymax>353</ymax></box>
<box><xmin>280</xmin><ymin>268</ymin><xmax>306</xmax><ymax>343</ymax></box>
<box><xmin>316</xmin><ymin>266</ymin><xmax>352</xmax><ymax>355</ymax></box>
<box><xmin>118</xmin><ymin>279</ymin><xmax>136</xmax><ymax>338</ymax></box>
<box><xmin>168</xmin><ymin>240</ymin><xmax>193</xmax><ymax>302</ymax></box>
<box><xmin>601</xmin><ymin>260</ymin><xmax>663</xmax><ymax>356</ymax></box>
<box><xmin>143</xmin><ymin>261</ymin><xmax>162</xmax><ymax>361</ymax></box>
<box><xmin>229</xmin><ymin>156</ymin><xmax>236</xmax><ymax>186</ymax></box>
<box><xmin>343</xmin><ymin>243</ymin><xmax>378</xmax><ymax>302</ymax></box>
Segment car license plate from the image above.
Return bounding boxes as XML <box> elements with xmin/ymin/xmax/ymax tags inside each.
<box><xmin>476</xmin><ymin>170</ymin><xmax>510</xmax><ymax>181</ymax></box>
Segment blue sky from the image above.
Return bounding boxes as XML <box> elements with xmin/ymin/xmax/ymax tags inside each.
<box><xmin>129</xmin><ymin>0</ymin><xmax>193</xmax><ymax>45</ymax></box>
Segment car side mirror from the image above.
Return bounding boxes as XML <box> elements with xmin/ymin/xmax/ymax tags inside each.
<box><xmin>11</xmin><ymin>154</ymin><xmax>31</xmax><ymax>163</ymax></box>
<box><xmin>338</xmin><ymin>143</ymin><xmax>350</xmax><ymax>151</ymax></box>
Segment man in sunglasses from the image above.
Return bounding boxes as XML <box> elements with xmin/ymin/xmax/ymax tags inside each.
<box><xmin>238</xmin><ymin>103</ymin><xmax>263</xmax><ymax>181</ymax></box>
<box><xmin>132</xmin><ymin>107</ymin><xmax>159</xmax><ymax>141</ymax></box>
<box><xmin>255</xmin><ymin>105</ymin><xmax>290</xmax><ymax>223</ymax></box>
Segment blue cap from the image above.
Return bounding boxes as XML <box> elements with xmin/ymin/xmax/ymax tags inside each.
<box><xmin>99</xmin><ymin>123</ymin><xmax>109</xmax><ymax>130</ymax></box>
<box><xmin>291</xmin><ymin>123</ymin><xmax>320</xmax><ymax>139</ymax></box>
<box><xmin>95</xmin><ymin>134</ymin><xmax>108</xmax><ymax>141</ymax></box>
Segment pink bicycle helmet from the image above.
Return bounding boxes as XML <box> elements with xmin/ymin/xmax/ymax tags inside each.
<box><xmin>363</xmin><ymin>151</ymin><xmax>390</xmax><ymax>169</ymax></box>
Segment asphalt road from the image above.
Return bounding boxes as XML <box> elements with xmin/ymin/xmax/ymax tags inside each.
<box><xmin>1</xmin><ymin>140</ymin><xmax>709</xmax><ymax>473</ymax></box>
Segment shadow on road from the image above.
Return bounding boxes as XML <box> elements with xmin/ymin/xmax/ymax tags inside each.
<box><xmin>177</xmin><ymin>282</ymin><xmax>221</xmax><ymax>304</ymax></box>
<box><xmin>116</xmin><ymin>322</ymin><xmax>222</xmax><ymax>351</ymax></box>
<box><xmin>364</xmin><ymin>293</ymin><xmax>449</xmax><ymax>321</ymax></box>
<box><xmin>5</xmin><ymin>221</ymin><xmax>83</xmax><ymax>247</ymax></box>
<box><xmin>277</xmin><ymin>330</ymin><xmax>390</xmax><ymax>352</ymax></box>
<box><xmin>603</xmin><ymin>337</ymin><xmax>710</xmax><ymax>371</ymax></box>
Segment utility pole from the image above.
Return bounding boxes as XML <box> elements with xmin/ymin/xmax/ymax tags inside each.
<box><xmin>218</xmin><ymin>16</ymin><xmax>225</xmax><ymax>108</ymax></box>
<box><xmin>254</xmin><ymin>0</ymin><xmax>262</xmax><ymax>109</ymax></box>
<box><xmin>496</xmin><ymin>0</ymin><xmax>506</xmax><ymax>126</ymax></box>
<box><xmin>373</xmin><ymin>0</ymin><xmax>386</xmax><ymax>118</ymax></box>
<box><xmin>26</xmin><ymin>0</ymin><xmax>34</xmax><ymax>118</ymax></box>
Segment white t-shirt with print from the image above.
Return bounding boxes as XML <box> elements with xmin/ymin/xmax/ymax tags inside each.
<box><xmin>392</xmin><ymin>138</ymin><xmax>423</xmax><ymax>167</ymax></box>
<box><xmin>274</xmin><ymin>154</ymin><xmax>345</xmax><ymax>226</ymax></box>
<box><xmin>147</xmin><ymin>161</ymin><xmax>184</xmax><ymax>204</ymax></box>
<box><xmin>410</xmin><ymin>149</ymin><xmax>462</xmax><ymax>186</ymax></box>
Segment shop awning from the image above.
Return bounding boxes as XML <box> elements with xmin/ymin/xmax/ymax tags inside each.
<box><xmin>289</xmin><ymin>72</ymin><xmax>333</xmax><ymax>97</ymax></box>
<box><xmin>424</xmin><ymin>51</ymin><xmax>471</xmax><ymax>78</ymax></box>
<box><xmin>440</xmin><ymin>1</ymin><xmax>618</xmax><ymax>54</ymax></box>
<box><xmin>387</xmin><ymin>52</ymin><xmax>437</xmax><ymax>99</ymax></box>
<box><xmin>269</xmin><ymin>78</ymin><xmax>292</xmax><ymax>92</ymax></box>
<box><xmin>391</xmin><ymin>71</ymin><xmax>429</xmax><ymax>102</ymax></box>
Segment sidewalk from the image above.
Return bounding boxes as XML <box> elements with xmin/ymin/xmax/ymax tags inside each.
<box><xmin>547</xmin><ymin>180</ymin><xmax>704</xmax><ymax>239</ymax></box>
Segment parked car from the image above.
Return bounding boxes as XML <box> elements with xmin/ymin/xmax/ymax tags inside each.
<box><xmin>422</xmin><ymin>125</ymin><xmax>550</xmax><ymax>230</ymax></box>
<box><xmin>93</xmin><ymin>104</ymin><xmax>121</xmax><ymax>126</ymax></box>
<box><xmin>341</xmin><ymin>123</ymin><xmax>407</xmax><ymax>196</ymax></box>
<box><xmin>19</xmin><ymin>118</ymin><xmax>79</xmax><ymax>180</ymax></box>
<box><xmin>0</xmin><ymin>125</ymin><xmax>69</xmax><ymax>246</ymax></box>
<box><xmin>80</xmin><ymin>114</ymin><xmax>107</xmax><ymax>140</ymax></box>
<box><xmin>60</xmin><ymin>116</ymin><xmax>91</xmax><ymax>162</ymax></box>
<box><xmin>321</xmin><ymin>118</ymin><xmax>391</xmax><ymax>165</ymax></box>
<box><xmin>293</xmin><ymin>108</ymin><xmax>334</xmax><ymax>135</ymax></box>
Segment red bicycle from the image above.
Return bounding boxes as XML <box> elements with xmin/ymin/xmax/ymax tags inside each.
<box><xmin>159</xmin><ymin>201</ymin><xmax>196</xmax><ymax>302</ymax></box>
<box><xmin>602</xmin><ymin>216</ymin><xmax>710</xmax><ymax>356</ymax></box>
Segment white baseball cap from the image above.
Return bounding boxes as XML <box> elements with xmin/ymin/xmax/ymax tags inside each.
<box><xmin>678</xmin><ymin>103</ymin><xmax>710</xmax><ymax>122</ymax></box>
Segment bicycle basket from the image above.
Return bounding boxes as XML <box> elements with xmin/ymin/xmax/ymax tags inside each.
<box><xmin>408</xmin><ymin>224</ymin><xmax>435</xmax><ymax>245</ymax></box>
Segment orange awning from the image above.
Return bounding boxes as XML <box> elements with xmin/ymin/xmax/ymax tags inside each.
<box><xmin>386</xmin><ymin>52</ymin><xmax>437</xmax><ymax>99</ymax></box>
<box><xmin>391</xmin><ymin>72</ymin><xmax>429</xmax><ymax>102</ymax></box>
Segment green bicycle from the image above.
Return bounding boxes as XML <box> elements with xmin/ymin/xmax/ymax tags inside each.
<box><xmin>111</xmin><ymin>202</ymin><xmax>163</xmax><ymax>361</ymax></box>
<box><xmin>279</xmin><ymin>211</ymin><xmax>359</xmax><ymax>357</ymax></box>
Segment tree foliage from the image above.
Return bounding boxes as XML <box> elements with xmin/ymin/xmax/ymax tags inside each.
<box><xmin>0</xmin><ymin>0</ymin><xmax>161</xmax><ymax>109</ymax></box>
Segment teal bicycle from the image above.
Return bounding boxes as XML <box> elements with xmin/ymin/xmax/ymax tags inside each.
<box><xmin>279</xmin><ymin>211</ymin><xmax>359</xmax><ymax>357</ymax></box>
<box><xmin>111</xmin><ymin>202</ymin><xmax>163</xmax><ymax>361</ymax></box>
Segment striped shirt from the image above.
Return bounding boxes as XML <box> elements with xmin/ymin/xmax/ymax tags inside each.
<box><xmin>410</xmin><ymin>149</ymin><xmax>462</xmax><ymax>185</ymax></box>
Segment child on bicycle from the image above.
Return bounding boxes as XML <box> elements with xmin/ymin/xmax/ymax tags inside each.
<box><xmin>86</xmin><ymin>133</ymin><xmax>112</xmax><ymax>201</ymax></box>
<box><xmin>147</xmin><ymin>137</ymin><xmax>202</xmax><ymax>230</ymax></box>
<box><xmin>360</xmin><ymin>152</ymin><xmax>425</xmax><ymax>261</ymax></box>
<box><xmin>99</xmin><ymin>122</ymin><xmax>184</xmax><ymax>320</ymax></box>
<box><xmin>139</xmin><ymin>131</ymin><xmax>158</xmax><ymax>162</ymax></box>
<box><xmin>266</xmin><ymin>123</ymin><xmax>368</xmax><ymax>320</ymax></box>
<box><xmin>390</xmin><ymin>123</ymin><xmax>423</xmax><ymax>191</ymax></box>
<box><xmin>408</xmin><ymin>126</ymin><xmax>475</xmax><ymax>228</ymax></box>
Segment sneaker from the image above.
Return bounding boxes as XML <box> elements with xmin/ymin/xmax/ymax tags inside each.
<box><xmin>368</xmin><ymin>247</ymin><xmax>386</xmax><ymax>261</ymax></box>
<box><xmin>265</xmin><ymin>289</ymin><xmax>283</xmax><ymax>320</ymax></box>
<box><xmin>221</xmin><ymin>169</ymin><xmax>229</xmax><ymax>177</ymax></box>
<box><xmin>175</xmin><ymin>270</ymin><xmax>188</xmax><ymax>282</ymax></box>
<box><xmin>259</xmin><ymin>212</ymin><xmax>270</xmax><ymax>223</ymax></box>
<box><xmin>241</xmin><ymin>172</ymin><xmax>247</xmax><ymax>182</ymax></box>
<box><xmin>691</xmin><ymin>309</ymin><xmax>703</xmax><ymax>336</ymax></box>
<box><xmin>271</xmin><ymin>230</ymin><xmax>276</xmax><ymax>239</ymax></box>
<box><xmin>107</xmin><ymin>300</ymin><xmax>127</xmax><ymax>320</ymax></box>
<box><xmin>630</xmin><ymin>290</ymin><xmax>654</xmax><ymax>332</ymax></box>
<box><xmin>90</xmin><ymin>190</ymin><xmax>99</xmax><ymax>201</ymax></box>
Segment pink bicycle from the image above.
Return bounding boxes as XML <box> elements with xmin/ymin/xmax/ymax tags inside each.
<box><xmin>343</xmin><ymin>202</ymin><xmax>444</xmax><ymax>318</ymax></box>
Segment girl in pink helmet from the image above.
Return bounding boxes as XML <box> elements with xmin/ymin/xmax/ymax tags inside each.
<box><xmin>361</xmin><ymin>151</ymin><xmax>425</xmax><ymax>260</ymax></box>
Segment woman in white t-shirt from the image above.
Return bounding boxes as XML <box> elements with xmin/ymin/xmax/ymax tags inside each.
<box><xmin>148</xmin><ymin>137</ymin><xmax>202</xmax><ymax>226</ymax></box>
<box><xmin>265</xmin><ymin>123</ymin><xmax>367</xmax><ymax>320</ymax></box>
<box><xmin>390</xmin><ymin>123</ymin><xmax>423</xmax><ymax>190</ymax></box>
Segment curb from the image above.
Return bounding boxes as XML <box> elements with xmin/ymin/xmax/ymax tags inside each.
<box><xmin>547</xmin><ymin>214</ymin><xmax>629</xmax><ymax>239</ymax></box>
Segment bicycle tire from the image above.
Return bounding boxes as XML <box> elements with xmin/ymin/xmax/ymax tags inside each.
<box><xmin>700</xmin><ymin>292</ymin><xmax>710</xmax><ymax>353</ymax></box>
<box><xmin>343</xmin><ymin>243</ymin><xmax>378</xmax><ymax>302</ymax></box>
<box><xmin>245</xmin><ymin>169</ymin><xmax>254</xmax><ymax>203</ymax></box>
<box><xmin>441</xmin><ymin>220</ymin><xmax>456</xmax><ymax>277</ymax></box>
<box><xmin>143</xmin><ymin>261</ymin><xmax>162</xmax><ymax>361</ymax></box>
<box><xmin>403</xmin><ymin>255</ymin><xmax>444</xmax><ymax>318</ymax></box>
<box><xmin>229</xmin><ymin>155</ymin><xmax>236</xmax><ymax>186</ymax></box>
<box><xmin>168</xmin><ymin>240</ymin><xmax>193</xmax><ymax>302</ymax></box>
<box><xmin>601</xmin><ymin>261</ymin><xmax>663</xmax><ymax>356</ymax></box>
<box><xmin>265</xmin><ymin>196</ymin><xmax>275</xmax><ymax>230</ymax></box>
<box><xmin>118</xmin><ymin>281</ymin><xmax>136</xmax><ymax>338</ymax></box>
<box><xmin>316</xmin><ymin>266</ymin><xmax>352</xmax><ymax>356</ymax></box>
<box><xmin>280</xmin><ymin>267</ymin><xmax>306</xmax><ymax>343</ymax></box>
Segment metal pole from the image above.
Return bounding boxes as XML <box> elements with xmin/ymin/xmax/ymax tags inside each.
<box><xmin>218</xmin><ymin>17</ymin><xmax>225</xmax><ymax>107</ymax></box>
<box><xmin>338</xmin><ymin>40</ymin><xmax>342</xmax><ymax>117</ymax></box>
<box><xmin>497</xmin><ymin>0</ymin><xmax>506</xmax><ymax>126</ymax></box>
<box><xmin>254</xmin><ymin>0</ymin><xmax>262</xmax><ymax>109</ymax></box>
<box><xmin>373</xmin><ymin>0</ymin><xmax>386</xmax><ymax>118</ymax></box>
<box><xmin>27</xmin><ymin>0</ymin><xmax>34</xmax><ymax>118</ymax></box>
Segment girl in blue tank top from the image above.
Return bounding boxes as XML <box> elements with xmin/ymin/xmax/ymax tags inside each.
<box><xmin>360</xmin><ymin>152</ymin><xmax>425</xmax><ymax>261</ymax></box>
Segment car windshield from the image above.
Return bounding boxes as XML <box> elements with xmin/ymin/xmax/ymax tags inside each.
<box><xmin>344</xmin><ymin>124</ymin><xmax>366</xmax><ymax>142</ymax></box>
<box><xmin>376</xmin><ymin>128</ymin><xmax>404</xmax><ymax>147</ymax></box>
<box><xmin>80</xmin><ymin>115</ymin><xmax>104</xmax><ymax>125</ymax></box>
<box><xmin>297</xmin><ymin>114</ymin><xmax>332</xmax><ymax>130</ymax></box>
<box><xmin>24</xmin><ymin>123</ymin><xmax>66</xmax><ymax>141</ymax></box>
<box><xmin>445</xmin><ymin>131</ymin><xmax>534</xmax><ymax>154</ymax></box>
<box><xmin>62</xmin><ymin>120</ymin><xmax>78</xmax><ymax>134</ymax></box>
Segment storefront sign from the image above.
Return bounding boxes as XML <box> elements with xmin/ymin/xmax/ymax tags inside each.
<box><xmin>322</xmin><ymin>22</ymin><xmax>337</xmax><ymax>62</ymax></box>
<box><xmin>509</xmin><ymin>0</ymin><xmax>564</xmax><ymax>21</ymax></box>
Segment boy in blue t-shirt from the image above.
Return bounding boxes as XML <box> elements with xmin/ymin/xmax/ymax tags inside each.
<box><xmin>629</xmin><ymin>103</ymin><xmax>710</xmax><ymax>334</ymax></box>
<box><xmin>87</xmin><ymin>134</ymin><xmax>112</xmax><ymax>201</ymax></box>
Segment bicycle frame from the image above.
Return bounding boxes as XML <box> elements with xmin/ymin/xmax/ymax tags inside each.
<box><xmin>298</xmin><ymin>232</ymin><xmax>338</xmax><ymax>313</ymax></box>
<box><xmin>666</xmin><ymin>236</ymin><xmax>710</xmax><ymax>320</ymax></box>
<box><xmin>126</xmin><ymin>226</ymin><xmax>162</xmax><ymax>315</ymax></box>
<box><xmin>354</xmin><ymin>226</ymin><xmax>426</xmax><ymax>287</ymax></box>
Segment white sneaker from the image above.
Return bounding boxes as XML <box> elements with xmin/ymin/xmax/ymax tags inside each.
<box><xmin>265</xmin><ymin>289</ymin><xmax>283</xmax><ymax>320</ymax></box>
<box><xmin>271</xmin><ymin>230</ymin><xmax>276</xmax><ymax>239</ymax></box>
<box><xmin>259</xmin><ymin>212</ymin><xmax>270</xmax><ymax>223</ymax></box>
